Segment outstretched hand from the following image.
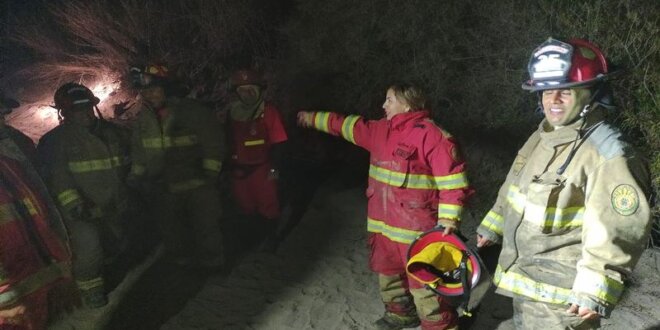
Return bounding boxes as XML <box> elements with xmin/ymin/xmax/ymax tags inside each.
<box><xmin>0</xmin><ymin>304</ymin><xmax>28</xmax><ymax>327</ymax></box>
<box><xmin>476</xmin><ymin>234</ymin><xmax>494</xmax><ymax>248</ymax></box>
<box><xmin>297</xmin><ymin>111</ymin><xmax>314</xmax><ymax>128</ymax></box>
<box><xmin>436</xmin><ymin>218</ymin><xmax>458</xmax><ymax>235</ymax></box>
<box><xmin>113</xmin><ymin>100</ymin><xmax>133</xmax><ymax>117</ymax></box>
<box><xmin>567</xmin><ymin>304</ymin><xmax>600</xmax><ymax>320</ymax></box>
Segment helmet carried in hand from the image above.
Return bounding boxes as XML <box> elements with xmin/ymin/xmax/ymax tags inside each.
<box><xmin>406</xmin><ymin>230</ymin><xmax>482</xmax><ymax>296</ymax></box>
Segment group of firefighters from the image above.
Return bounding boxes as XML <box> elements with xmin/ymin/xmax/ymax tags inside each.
<box><xmin>0</xmin><ymin>66</ymin><xmax>288</xmax><ymax>327</ymax></box>
<box><xmin>0</xmin><ymin>36</ymin><xmax>654</xmax><ymax>330</ymax></box>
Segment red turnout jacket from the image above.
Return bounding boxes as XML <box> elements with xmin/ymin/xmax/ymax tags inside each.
<box><xmin>309</xmin><ymin>111</ymin><xmax>470</xmax><ymax>244</ymax></box>
<box><xmin>0</xmin><ymin>132</ymin><xmax>70</xmax><ymax>327</ymax></box>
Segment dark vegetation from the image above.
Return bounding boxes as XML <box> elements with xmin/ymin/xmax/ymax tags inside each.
<box><xmin>1</xmin><ymin>1</ymin><xmax>658</xmax><ymax>238</ymax></box>
<box><xmin>0</xmin><ymin>1</ymin><xmax>657</xmax><ymax>328</ymax></box>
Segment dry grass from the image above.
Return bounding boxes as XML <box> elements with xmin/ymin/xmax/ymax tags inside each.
<box><xmin>6</xmin><ymin>0</ymin><xmax>276</xmax><ymax>97</ymax></box>
<box><xmin>3</xmin><ymin>0</ymin><xmax>658</xmax><ymax>244</ymax></box>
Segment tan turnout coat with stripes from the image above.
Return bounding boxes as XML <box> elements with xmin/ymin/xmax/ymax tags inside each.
<box><xmin>477</xmin><ymin>110</ymin><xmax>652</xmax><ymax>316</ymax></box>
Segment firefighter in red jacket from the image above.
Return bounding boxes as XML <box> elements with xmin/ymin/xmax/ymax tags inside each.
<box><xmin>0</xmin><ymin>93</ymin><xmax>71</xmax><ymax>328</ymax></box>
<box><xmin>226</xmin><ymin>70</ymin><xmax>288</xmax><ymax>250</ymax></box>
<box><xmin>298</xmin><ymin>84</ymin><xmax>471</xmax><ymax>330</ymax></box>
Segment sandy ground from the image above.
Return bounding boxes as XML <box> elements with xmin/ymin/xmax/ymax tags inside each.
<box><xmin>49</xmin><ymin>169</ymin><xmax>660</xmax><ymax>330</ymax></box>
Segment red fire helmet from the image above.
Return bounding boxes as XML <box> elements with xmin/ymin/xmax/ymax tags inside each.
<box><xmin>229</xmin><ymin>69</ymin><xmax>265</xmax><ymax>88</ymax></box>
<box><xmin>406</xmin><ymin>229</ymin><xmax>482</xmax><ymax>297</ymax></box>
<box><xmin>522</xmin><ymin>38</ymin><xmax>615</xmax><ymax>92</ymax></box>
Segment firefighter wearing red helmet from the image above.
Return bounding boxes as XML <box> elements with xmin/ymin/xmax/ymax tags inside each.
<box><xmin>127</xmin><ymin>64</ymin><xmax>226</xmax><ymax>270</ymax></box>
<box><xmin>476</xmin><ymin>38</ymin><xmax>652</xmax><ymax>329</ymax></box>
<box><xmin>0</xmin><ymin>92</ymin><xmax>71</xmax><ymax>328</ymax></box>
<box><xmin>298</xmin><ymin>84</ymin><xmax>471</xmax><ymax>329</ymax></box>
<box><xmin>225</xmin><ymin>69</ymin><xmax>288</xmax><ymax>251</ymax></box>
<box><xmin>38</xmin><ymin>82</ymin><xmax>131</xmax><ymax>308</ymax></box>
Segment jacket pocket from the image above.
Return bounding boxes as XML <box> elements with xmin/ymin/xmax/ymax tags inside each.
<box><xmin>391</xmin><ymin>188</ymin><xmax>436</xmax><ymax>231</ymax></box>
<box><xmin>524</xmin><ymin>172</ymin><xmax>578</xmax><ymax>234</ymax></box>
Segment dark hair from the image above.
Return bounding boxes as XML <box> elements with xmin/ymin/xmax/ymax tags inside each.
<box><xmin>388</xmin><ymin>83</ymin><xmax>426</xmax><ymax>111</ymax></box>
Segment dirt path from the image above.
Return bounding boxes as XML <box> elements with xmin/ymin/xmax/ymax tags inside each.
<box><xmin>49</xmin><ymin>168</ymin><xmax>660</xmax><ymax>329</ymax></box>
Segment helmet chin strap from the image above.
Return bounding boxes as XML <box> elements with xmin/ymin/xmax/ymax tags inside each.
<box><xmin>555</xmin><ymin>85</ymin><xmax>606</xmax><ymax>175</ymax></box>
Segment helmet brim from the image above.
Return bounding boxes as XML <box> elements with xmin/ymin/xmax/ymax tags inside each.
<box><xmin>522</xmin><ymin>68</ymin><xmax>623</xmax><ymax>92</ymax></box>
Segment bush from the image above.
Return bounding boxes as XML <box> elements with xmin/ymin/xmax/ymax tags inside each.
<box><xmin>4</xmin><ymin>0</ymin><xmax>658</xmax><ymax>230</ymax></box>
<box><xmin>5</xmin><ymin>0</ymin><xmax>278</xmax><ymax>99</ymax></box>
<box><xmin>279</xmin><ymin>0</ymin><xmax>659</xmax><ymax>226</ymax></box>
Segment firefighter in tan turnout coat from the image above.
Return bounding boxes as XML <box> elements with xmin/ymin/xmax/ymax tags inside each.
<box><xmin>38</xmin><ymin>83</ymin><xmax>130</xmax><ymax>308</ymax></box>
<box><xmin>127</xmin><ymin>64</ymin><xmax>225</xmax><ymax>270</ymax></box>
<box><xmin>476</xmin><ymin>38</ymin><xmax>652</xmax><ymax>329</ymax></box>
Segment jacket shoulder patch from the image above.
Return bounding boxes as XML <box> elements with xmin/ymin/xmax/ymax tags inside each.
<box><xmin>611</xmin><ymin>184</ymin><xmax>639</xmax><ymax>216</ymax></box>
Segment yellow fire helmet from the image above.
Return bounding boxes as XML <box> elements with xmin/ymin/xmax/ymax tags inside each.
<box><xmin>406</xmin><ymin>229</ymin><xmax>488</xmax><ymax>316</ymax></box>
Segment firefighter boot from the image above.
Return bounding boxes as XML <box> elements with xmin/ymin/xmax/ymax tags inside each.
<box><xmin>373</xmin><ymin>311</ymin><xmax>421</xmax><ymax>330</ymax></box>
<box><xmin>258</xmin><ymin>218</ymin><xmax>281</xmax><ymax>253</ymax></box>
<box><xmin>80</xmin><ymin>285</ymin><xmax>108</xmax><ymax>309</ymax></box>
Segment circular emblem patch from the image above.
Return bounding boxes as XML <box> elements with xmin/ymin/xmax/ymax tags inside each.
<box><xmin>611</xmin><ymin>184</ymin><xmax>639</xmax><ymax>216</ymax></box>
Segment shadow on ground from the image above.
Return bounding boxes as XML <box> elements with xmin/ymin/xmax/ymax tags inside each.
<box><xmin>103</xmin><ymin>155</ymin><xmax>347</xmax><ymax>329</ymax></box>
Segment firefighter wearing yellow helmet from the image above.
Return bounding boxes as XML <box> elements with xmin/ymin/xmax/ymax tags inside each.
<box><xmin>476</xmin><ymin>38</ymin><xmax>652</xmax><ymax>329</ymax></box>
<box><xmin>127</xmin><ymin>64</ymin><xmax>226</xmax><ymax>269</ymax></box>
<box><xmin>38</xmin><ymin>82</ymin><xmax>131</xmax><ymax>308</ymax></box>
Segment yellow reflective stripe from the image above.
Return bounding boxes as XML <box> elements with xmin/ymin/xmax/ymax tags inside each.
<box><xmin>0</xmin><ymin>261</ymin><xmax>69</xmax><ymax>307</ymax></box>
<box><xmin>168</xmin><ymin>179</ymin><xmax>207</xmax><ymax>193</ymax></box>
<box><xmin>494</xmin><ymin>265</ymin><xmax>573</xmax><ymax>305</ymax></box>
<box><xmin>57</xmin><ymin>189</ymin><xmax>81</xmax><ymax>207</ymax></box>
<box><xmin>369</xmin><ymin>165</ymin><xmax>468</xmax><ymax>190</ymax></box>
<box><xmin>506</xmin><ymin>185</ymin><xmax>526</xmax><ymax>213</ymax></box>
<box><xmin>438</xmin><ymin>203</ymin><xmax>462</xmax><ymax>220</ymax></box>
<box><xmin>76</xmin><ymin>277</ymin><xmax>104</xmax><ymax>290</ymax></box>
<box><xmin>169</xmin><ymin>136</ymin><xmax>198</xmax><ymax>147</ymax></box>
<box><xmin>244</xmin><ymin>139</ymin><xmax>265</xmax><ymax>146</ymax></box>
<box><xmin>313</xmin><ymin>112</ymin><xmax>331</xmax><ymax>133</ymax></box>
<box><xmin>142</xmin><ymin>135</ymin><xmax>198</xmax><ymax>149</ymax></box>
<box><xmin>507</xmin><ymin>185</ymin><xmax>584</xmax><ymax>230</ymax></box>
<box><xmin>341</xmin><ymin>115</ymin><xmax>360</xmax><ymax>144</ymax></box>
<box><xmin>573</xmin><ymin>269</ymin><xmax>624</xmax><ymax>304</ymax></box>
<box><xmin>0</xmin><ymin>198</ymin><xmax>40</xmax><ymax>225</ymax></box>
<box><xmin>524</xmin><ymin>203</ymin><xmax>584</xmax><ymax>229</ymax></box>
<box><xmin>68</xmin><ymin>156</ymin><xmax>125</xmax><ymax>173</ymax></box>
<box><xmin>202</xmin><ymin>159</ymin><xmax>222</xmax><ymax>172</ymax></box>
<box><xmin>434</xmin><ymin>172</ymin><xmax>469</xmax><ymax>190</ymax></box>
<box><xmin>369</xmin><ymin>164</ymin><xmax>412</xmax><ymax>187</ymax></box>
<box><xmin>89</xmin><ymin>206</ymin><xmax>103</xmax><ymax>219</ymax></box>
<box><xmin>142</xmin><ymin>138</ymin><xmax>163</xmax><ymax>148</ymax></box>
<box><xmin>131</xmin><ymin>164</ymin><xmax>146</xmax><ymax>176</ymax></box>
<box><xmin>481</xmin><ymin>210</ymin><xmax>504</xmax><ymax>235</ymax></box>
<box><xmin>367</xmin><ymin>217</ymin><xmax>423</xmax><ymax>244</ymax></box>
<box><xmin>21</xmin><ymin>198</ymin><xmax>38</xmax><ymax>216</ymax></box>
